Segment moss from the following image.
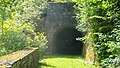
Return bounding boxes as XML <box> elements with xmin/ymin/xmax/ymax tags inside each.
<box><xmin>0</xmin><ymin>66</ymin><xmax>6</xmax><ymax>68</ymax></box>
<box><xmin>0</xmin><ymin>55</ymin><xmax>22</xmax><ymax>59</ymax></box>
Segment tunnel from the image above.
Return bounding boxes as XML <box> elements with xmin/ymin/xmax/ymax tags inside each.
<box><xmin>53</xmin><ymin>26</ymin><xmax>83</xmax><ymax>55</ymax></box>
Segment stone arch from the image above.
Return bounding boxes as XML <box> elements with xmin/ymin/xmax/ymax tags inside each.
<box><xmin>45</xmin><ymin>2</ymin><xmax>85</xmax><ymax>55</ymax></box>
<box><xmin>45</xmin><ymin>2</ymin><xmax>95</xmax><ymax>64</ymax></box>
<box><xmin>52</xmin><ymin>24</ymin><xmax>83</xmax><ymax>55</ymax></box>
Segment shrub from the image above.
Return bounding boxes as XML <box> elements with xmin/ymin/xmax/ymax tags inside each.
<box><xmin>75</xmin><ymin>0</ymin><xmax>120</xmax><ymax>67</ymax></box>
<box><xmin>0</xmin><ymin>19</ymin><xmax>27</xmax><ymax>56</ymax></box>
<box><xmin>0</xmin><ymin>0</ymin><xmax>48</xmax><ymax>56</ymax></box>
<box><xmin>0</xmin><ymin>19</ymin><xmax>48</xmax><ymax>56</ymax></box>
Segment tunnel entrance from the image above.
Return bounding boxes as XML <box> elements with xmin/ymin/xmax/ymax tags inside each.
<box><xmin>53</xmin><ymin>26</ymin><xmax>83</xmax><ymax>55</ymax></box>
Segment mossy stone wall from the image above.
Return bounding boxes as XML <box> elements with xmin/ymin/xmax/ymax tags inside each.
<box><xmin>0</xmin><ymin>48</ymin><xmax>39</xmax><ymax>68</ymax></box>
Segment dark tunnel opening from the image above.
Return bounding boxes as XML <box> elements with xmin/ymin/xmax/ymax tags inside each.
<box><xmin>53</xmin><ymin>26</ymin><xmax>83</xmax><ymax>55</ymax></box>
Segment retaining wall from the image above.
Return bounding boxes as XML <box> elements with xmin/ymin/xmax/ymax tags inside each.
<box><xmin>0</xmin><ymin>48</ymin><xmax>39</xmax><ymax>68</ymax></box>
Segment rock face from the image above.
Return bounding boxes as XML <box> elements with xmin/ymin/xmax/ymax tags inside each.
<box><xmin>0</xmin><ymin>48</ymin><xmax>39</xmax><ymax>68</ymax></box>
<box><xmin>85</xmin><ymin>41</ymin><xmax>95</xmax><ymax>64</ymax></box>
<box><xmin>45</xmin><ymin>2</ymin><xmax>76</xmax><ymax>53</ymax></box>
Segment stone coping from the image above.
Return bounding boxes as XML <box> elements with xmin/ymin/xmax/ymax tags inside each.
<box><xmin>0</xmin><ymin>48</ymin><xmax>38</xmax><ymax>68</ymax></box>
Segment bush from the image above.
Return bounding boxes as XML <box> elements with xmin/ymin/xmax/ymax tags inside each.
<box><xmin>75</xmin><ymin>0</ymin><xmax>120</xmax><ymax>67</ymax></box>
<box><xmin>0</xmin><ymin>19</ymin><xmax>48</xmax><ymax>56</ymax></box>
<box><xmin>0</xmin><ymin>0</ymin><xmax>49</xmax><ymax>56</ymax></box>
<box><xmin>0</xmin><ymin>19</ymin><xmax>27</xmax><ymax>56</ymax></box>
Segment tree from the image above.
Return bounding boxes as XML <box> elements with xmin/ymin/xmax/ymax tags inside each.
<box><xmin>0</xmin><ymin>0</ymin><xmax>48</xmax><ymax>56</ymax></box>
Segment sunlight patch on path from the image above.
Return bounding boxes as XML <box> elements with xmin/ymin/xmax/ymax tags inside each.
<box><xmin>39</xmin><ymin>55</ymin><xmax>96</xmax><ymax>68</ymax></box>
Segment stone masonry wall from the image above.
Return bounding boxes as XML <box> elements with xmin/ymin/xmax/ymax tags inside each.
<box><xmin>85</xmin><ymin>41</ymin><xmax>95</xmax><ymax>64</ymax></box>
<box><xmin>45</xmin><ymin>2</ymin><xmax>76</xmax><ymax>53</ymax></box>
<box><xmin>0</xmin><ymin>48</ymin><xmax>39</xmax><ymax>68</ymax></box>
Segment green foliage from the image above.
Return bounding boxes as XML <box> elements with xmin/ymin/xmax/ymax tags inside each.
<box><xmin>0</xmin><ymin>19</ymin><xmax>48</xmax><ymax>56</ymax></box>
<box><xmin>95</xmin><ymin>24</ymin><xmax>120</xmax><ymax>68</ymax></box>
<box><xmin>0</xmin><ymin>19</ymin><xmax>27</xmax><ymax>55</ymax></box>
<box><xmin>75</xmin><ymin>0</ymin><xmax>120</xmax><ymax>67</ymax></box>
<box><xmin>15</xmin><ymin>0</ymin><xmax>49</xmax><ymax>32</ymax></box>
<box><xmin>0</xmin><ymin>0</ymin><xmax>13</xmax><ymax>20</ymax></box>
<box><xmin>0</xmin><ymin>0</ymin><xmax>48</xmax><ymax>57</ymax></box>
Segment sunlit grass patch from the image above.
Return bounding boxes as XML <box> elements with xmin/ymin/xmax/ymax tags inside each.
<box><xmin>38</xmin><ymin>54</ymin><xmax>96</xmax><ymax>68</ymax></box>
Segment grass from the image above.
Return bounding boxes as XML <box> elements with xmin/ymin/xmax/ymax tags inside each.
<box><xmin>38</xmin><ymin>54</ymin><xmax>97</xmax><ymax>68</ymax></box>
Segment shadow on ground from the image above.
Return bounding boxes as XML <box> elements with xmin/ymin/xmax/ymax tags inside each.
<box><xmin>37</xmin><ymin>54</ymin><xmax>83</xmax><ymax>68</ymax></box>
<box><xmin>37</xmin><ymin>62</ymin><xmax>55</xmax><ymax>68</ymax></box>
<box><xmin>43</xmin><ymin>54</ymin><xmax>82</xmax><ymax>59</ymax></box>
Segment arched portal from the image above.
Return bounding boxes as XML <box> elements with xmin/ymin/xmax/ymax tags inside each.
<box><xmin>53</xmin><ymin>26</ymin><xmax>83</xmax><ymax>55</ymax></box>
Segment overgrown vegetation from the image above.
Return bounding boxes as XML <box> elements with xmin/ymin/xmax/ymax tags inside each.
<box><xmin>75</xmin><ymin>0</ymin><xmax>120</xmax><ymax>67</ymax></box>
<box><xmin>1</xmin><ymin>0</ymin><xmax>120</xmax><ymax>67</ymax></box>
<box><xmin>0</xmin><ymin>0</ymin><xmax>48</xmax><ymax>56</ymax></box>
